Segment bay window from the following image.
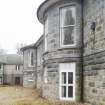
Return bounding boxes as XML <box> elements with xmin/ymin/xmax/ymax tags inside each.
<box><xmin>60</xmin><ymin>6</ymin><xmax>76</xmax><ymax>47</ymax></box>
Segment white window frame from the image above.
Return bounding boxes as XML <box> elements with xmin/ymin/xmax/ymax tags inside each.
<box><xmin>16</xmin><ymin>65</ymin><xmax>20</xmax><ymax>71</ymax></box>
<box><xmin>28</xmin><ymin>51</ymin><xmax>34</xmax><ymax>67</ymax></box>
<box><xmin>60</xmin><ymin>6</ymin><xmax>76</xmax><ymax>47</ymax></box>
<box><xmin>59</xmin><ymin>63</ymin><xmax>76</xmax><ymax>101</ymax></box>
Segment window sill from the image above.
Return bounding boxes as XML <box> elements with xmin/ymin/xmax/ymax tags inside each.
<box><xmin>43</xmin><ymin>51</ymin><xmax>49</xmax><ymax>55</ymax></box>
<box><xmin>58</xmin><ymin>45</ymin><xmax>78</xmax><ymax>50</ymax></box>
<box><xmin>43</xmin><ymin>47</ymin><xmax>80</xmax><ymax>55</ymax></box>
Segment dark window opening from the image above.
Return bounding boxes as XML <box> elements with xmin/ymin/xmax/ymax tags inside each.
<box><xmin>31</xmin><ymin>52</ymin><xmax>34</xmax><ymax>66</ymax></box>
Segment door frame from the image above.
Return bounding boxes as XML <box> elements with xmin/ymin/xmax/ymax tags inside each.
<box><xmin>15</xmin><ymin>77</ymin><xmax>20</xmax><ymax>85</ymax></box>
<box><xmin>0</xmin><ymin>77</ymin><xmax>2</xmax><ymax>84</ymax></box>
<box><xmin>59</xmin><ymin>63</ymin><xmax>76</xmax><ymax>101</ymax></box>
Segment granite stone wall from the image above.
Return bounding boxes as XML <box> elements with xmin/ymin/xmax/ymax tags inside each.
<box><xmin>84</xmin><ymin>0</ymin><xmax>105</xmax><ymax>56</ymax></box>
<box><xmin>36</xmin><ymin>66</ymin><xmax>43</xmax><ymax>89</ymax></box>
<box><xmin>83</xmin><ymin>52</ymin><xmax>105</xmax><ymax>105</ymax></box>
<box><xmin>23</xmin><ymin>71</ymin><xmax>36</xmax><ymax>88</ymax></box>
<box><xmin>83</xmin><ymin>0</ymin><xmax>105</xmax><ymax>104</ymax></box>
<box><xmin>36</xmin><ymin>38</ymin><xmax>44</xmax><ymax>89</ymax></box>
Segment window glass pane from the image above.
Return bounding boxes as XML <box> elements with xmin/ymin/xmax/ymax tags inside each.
<box><xmin>16</xmin><ymin>65</ymin><xmax>17</xmax><ymax>70</ymax></box>
<box><xmin>0</xmin><ymin>65</ymin><xmax>1</xmax><ymax>69</ymax></box>
<box><xmin>68</xmin><ymin>72</ymin><xmax>73</xmax><ymax>84</ymax></box>
<box><xmin>62</xmin><ymin>86</ymin><xmax>66</xmax><ymax>97</ymax></box>
<box><xmin>17</xmin><ymin>65</ymin><xmax>20</xmax><ymax>70</ymax></box>
<box><xmin>61</xmin><ymin>26</ymin><xmax>75</xmax><ymax>45</ymax></box>
<box><xmin>68</xmin><ymin>86</ymin><xmax>73</xmax><ymax>97</ymax></box>
<box><xmin>60</xmin><ymin>7</ymin><xmax>75</xmax><ymax>27</ymax></box>
<box><xmin>62</xmin><ymin>72</ymin><xmax>66</xmax><ymax>84</ymax></box>
<box><xmin>31</xmin><ymin>53</ymin><xmax>34</xmax><ymax>66</ymax></box>
<box><xmin>45</xmin><ymin>18</ymin><xmax>48</xmax><ymax>35</ymax></box>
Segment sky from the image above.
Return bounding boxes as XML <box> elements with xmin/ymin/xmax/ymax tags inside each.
<box><xmin>0</xmin><ymin>0</ymin><xmax>45</xmax><ymax>54</ymax></box>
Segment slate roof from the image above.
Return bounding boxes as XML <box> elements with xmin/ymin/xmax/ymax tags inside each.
<box><xmin>37</xmin><ymin>0</ymin><xmax>61</xmax><ymax>24</ymax></box>
<box><xmin>20</xmin><ymin>43</ymin><xmax>35</xmax><ymax>51</ymax></box>
<box><xmin>35</xmin><ymin>35</ymin><xmax>44</xmax><ymax>47</ymax></box>
<box><xmin>20</xmin><ymin>35</ymin><xmax>44</xmax><ymax>51</ymax></box>
<box><xmin>0</xmin><ymin>54</ymin><xmax>23</xmax><ymax>65</ymax></box>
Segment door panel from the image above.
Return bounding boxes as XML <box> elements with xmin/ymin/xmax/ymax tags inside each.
<box><xmin>68</xmin><ymin>72</ymin><xmax>73</xmax><ymax>84</ymax></box>
<box><xmin>62</xmin><ymin>72</ymin><xmax>66</xmax><ymax>84</ymax></box>
<box><xmin>68</xmin><ymin>86</ymin><xmax>73</xmax><ymax>98</ymax></box>
<box><xmin>62</xmin><ymin>86</ymin><xmax>66</xmax><ymax>97</ymax></box>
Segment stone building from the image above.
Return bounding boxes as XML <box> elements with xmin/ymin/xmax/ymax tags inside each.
<box><xmin>0</xmin><ymin>54</ymin><xmax>23</xmax><ymax>85</ymax></box>
<box><xmin>37</xmin><ymin>0</ymin><xmax>82</xmax><ymax>101</ymax></box>
<box><xmin>22</xmin><ymin>0</ymin><xmax>105</xmax><ymax>104</ymax></box>
<box><xmin>21</xmin><ymin>35</ymin><xmax>44</xmax><ymax>88</ymax></box>
<box><xmin>21</xmin><ymin>44</ymin><xmax>36</xmax><ymax>88</ymax></box>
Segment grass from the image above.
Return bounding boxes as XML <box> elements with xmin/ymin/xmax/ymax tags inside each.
<box><xmin>14</xmin><ymin>99</ymin><xmax>49</xmax><ymax>105</ymax></box>
<box><xmin>14</xmin><ymin>99</ymin><xmax>89</xmax><ymax>105</ymax></box>
<box><xmin>0</xmin><ymin>86</ymin><xmax>89</xmax><ymax>105</ymax></box>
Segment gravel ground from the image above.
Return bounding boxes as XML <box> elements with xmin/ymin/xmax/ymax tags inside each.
<box><xmin>0</xmin><ymin>86</ymin><xmax>89</xmax><ymax>105</ymax></box>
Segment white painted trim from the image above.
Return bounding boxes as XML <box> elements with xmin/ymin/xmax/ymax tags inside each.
<box><xmin>59</xmin><ymin>63</ymin><xmax>76</xmax><ymax>101</ymax></box>
<box><xmin>59</xmin><ymin>5</ymin><xmax>77</xmax><ymax>48</ymax></box>
<box><xmin>28</xmin><ymin>51</ymin><xmax>34</xmax><ymax>67</ymax></box>
<box><xmin>44</xmin><ymin>17</ymin><xmax>48</xmax><ymax>52</ymax></box>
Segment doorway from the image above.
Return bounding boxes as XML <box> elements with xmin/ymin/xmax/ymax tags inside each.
<box><xmin>15</xmin><ymin>77</ymin><xmax>20</xmax><ymax>85</ymax></box>
<box><xmin>0</xmin><ymin>77</ymin><xmax>2</xmax><ymax>84</ymax></box>
<box><xmin>59</xmin><ymin>63</ymin><xmax>75</xmax><ymax>101</ymax></box>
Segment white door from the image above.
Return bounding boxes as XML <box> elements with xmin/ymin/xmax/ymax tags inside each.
<box><xmin>59</xmin><ymin>63</ymin><xmax>75</xmax><ymax>101</ymax></box>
